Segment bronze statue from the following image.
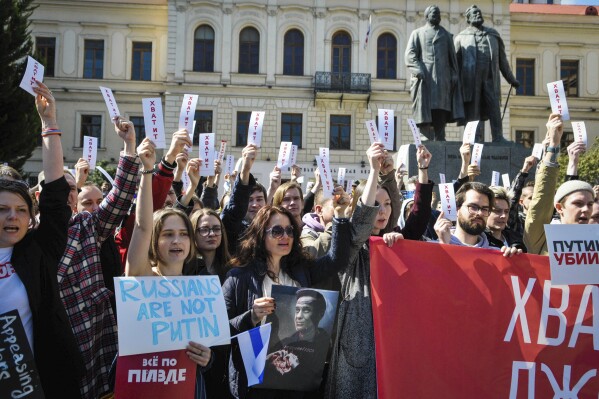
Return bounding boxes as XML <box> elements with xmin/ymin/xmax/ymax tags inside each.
<box><xmin>454</xmin><ymin>5</ymin><xmax>519</xmax><ymax>143</ymax></box>
<box><xmin>405</xmin><ymin>5</ymin><xmax>464</xmax><ymax>141</ymax></box>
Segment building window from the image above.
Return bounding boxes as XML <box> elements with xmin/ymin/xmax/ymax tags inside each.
<box><xmin>283</xmin><ymin>29</ymin><xmax>304</xmax><ymax>76</ymax></box>
<box><xmin>516</xmin><ymin>59</ymin><xmax>535</xmax><ymax>96</ymax></box>
<box><xmin>131</xmin><ymin>42</ymin><xmax>152</xmax><ymax>81</ymax></box>
<box><xmin>239</xmin><ymin>27</ymin><xmax>259</xmax><ymax>74</ymax></box>
<box><xmin>329</xmin><ymin>115</ymin><xmax>351</xmax><ymax>150</ymax></box>
<box><xmin>193</xmin><ymin>25</ymin><xmax>215</xmax><ymax>72</ymax></box>
<box><xmin>80</xmin><ymin>115</ymin><xmax>102</xmax><ymax>147</ymax></box>
<box><xmin>560</xmin><ymin>131</ymin><xmax>574</xmax><ymax>153</ymax></box>
<box><xmin>194</xmin><ymin>110</ymin><xmax>213</xmax><ymax>146</ymax></box>
<box><xmin>377</xmin><ymin>33</ymin><xmax>397</xmax><ymax>79</ymax></box>
<box><xmin>332</xmin><ymin>31</ymin><xmax>351</xmax><ymax>73</ymax></box>
<box><xmin>281</xmin><ymin>113</ymin><xmax>302</xmax><ymax>148</ymax></box>
<box><xmin>560</xmin><ymin>60</ymin><xmax>579</xmax><ymax>97</ymax></box>
<box><xmin>35</xmin><ymin>37</ymin><xmax>56</xmax><ymax>77</ymax></box>
<box><xmin>515</xmin><ymin>130</ymin><xmax>534</xmax><ymax>149</ymax></box>
<box><xmin>83</xmin><ymin>39</ymin><xmax>104</xmax><ymax>79</ymax></box>
<box><xmin>236</xmin><ymin>111</ymin><xmax>251</xmax><ymax>147</ymax></box>
<box><xmin>129</xmin><ymin>116</ymin><xmax>146</xmax><ymax>146</ymax></box>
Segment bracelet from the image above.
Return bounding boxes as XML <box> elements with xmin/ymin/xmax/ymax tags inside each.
<box><xmin>41</xmin><ymin>132</ymin><xmax>62</xmax><ymax>137</ymax></box>
<box><xmin>140</xmin><ymin>168</ymin><xmax>155</xmax><ymax>174</ymax></box>
<box><xmin>42</xmin><ymin>128</ymin><xmax>61</xmax><ymax>133</ymax></box>
<box><xmin>418</xmin><ymin>166</ymin><xmax>429</xmax><ymax>170</ymax></box>
<box><xmin>546</xmin><ymin>146</ymin><xmax>560</xmax><ymax>153</ymax></box>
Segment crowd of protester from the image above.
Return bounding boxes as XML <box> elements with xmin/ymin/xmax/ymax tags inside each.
<box><xmin>0</xmin><ymin>83</ymin><xmax>597</xmax><ymax>399</ymax></box>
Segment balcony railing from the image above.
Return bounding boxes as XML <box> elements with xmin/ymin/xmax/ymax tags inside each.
<box><xmin>314</xmin><ymin>72</ymin><xmax>371</xmax><ymax>94</ymax></box>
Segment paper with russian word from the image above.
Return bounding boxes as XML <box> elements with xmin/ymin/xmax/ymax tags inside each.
<box><xmin>532</xmin><ymin>143</ymin><xmax>544</xmax><ymax>160</ymax></box>
<box><xmin>407</xmin><ymin>118</ymin><xmax>422</xmax><ymax>147</ymax></box>
<box><xmin>462</xmin><ymin>121</ymin><xmax>479</xmax><ymax>145</ymax></box>
<box><xmin>82</xmin><ymin>135</ymin><xmax>98</xmax><ymax>170</ymax></box>
<box><xmin>365</xmin><ymin>120</ymin><xmax>380</xmax><ymax>144</ymax></box>
<box><xmin>217</xmin><ymin>140</ymin><xmax>227</xmax><ymax>162</ymax></box>
<box><xmin>277</xmin><ymin>141</ymin><xmax>292</xmax><ymax>168</ymax></box>
<box><xmin>199</xmin><ymin>133</ymin><xmax>215</xmax><ymax>176</ymax></box>
<box><xmin>470</xmin><ymin>143</ymin><xmax>484</xmax><ymax>166</ymax></box>
<box><xmin>142</xmin><ymin>98</ymin><xmax>166</xmax><ymax>149</ymax></box>
<box><xmin>547</xmin><ymin>80</ymin><xmax>570</xmax><ymax>121</ymax></box>
<box><xmin>248</xmin><ymin>111</ymin><xmax>265</xmax><ymax>147</ymax></box>
<box><xmin>571</xmin><ymin>121</ymin><xmax>587</xmax><ymax>146</ymax></box>
<box><xmin>337</xmin><ymin>167</ymin><xmax>346</xmax><ymax>188</ymax></box>
<box><xmin>20</xmin><ymin>56</ymin><xmax>44</xmax><ymax>96</ymax></box>
<box><xmin>178</xmin><ymin>94</ymin><xmax>198</xmax><ymax>141</ymax></box>
<box><xmin>439</xmin><ymin>183</ymin><xmax>457</xmax><ymax>221</ymax></box>
<box><xmin>502</xmin><ymin>173</ymin><xmax>510</xmax><ymax>189</ymax></box>
<box><xmin>100</xmin><ymin>86</ymin><xmax>121</xmax><ymax>121</ymax></box>
<box><xmin>491</xmin><ymin>171</ymin><xmax>500</xmax><ymax>187</ymax></box>
<box><xmin>378</xmin><ymin>109</ymin><xmax>395</xmax><ymax>150</ymax></box>
<box><xmin>315</xmin><ymin>155</ymin><xmax>334</xmax><ymax>199</ymax></box>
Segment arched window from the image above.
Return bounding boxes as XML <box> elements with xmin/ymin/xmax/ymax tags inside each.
<box><xmin>331</xmin><ymin>31</ymin><xmax>351</xmax><ymax>73</ymax></box>
<box><xmin>377</xmin><ymin>33</ymin><xmax>397</xmax><ymax>79</ymax></box>
<box><xmin>193</xmin><ymin>25</ymin><xmax>215</xmax><ymax>72</ymax></box>
<box><xmin>239</xmin><ymin>27</ymin><xmax>259</xmax><ymax>74</ymax></box>
<box><xmin>283</xmin><ymin>29</ymin><xmax>304</xmax><ymax>76</ymax></box>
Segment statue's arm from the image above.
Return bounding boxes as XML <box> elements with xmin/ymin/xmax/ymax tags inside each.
<box><xmin>405</xmin><ymin>31</ymin><xmax>425</xmax><ymax>78</ymax></box>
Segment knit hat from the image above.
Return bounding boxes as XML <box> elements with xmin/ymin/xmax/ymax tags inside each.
<box><xmin>553</xmin><ymin>180</ymin><xmax>594</xmax><ymax>204</ymax></box>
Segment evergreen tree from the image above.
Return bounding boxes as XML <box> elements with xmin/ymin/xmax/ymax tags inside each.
<box><xmin>0</xmin><ymin>0</ymin><xmax>40</xmax><ymax>171</ymax></box>
<box><xmin>558</xmin><ymin>136</ymin><xmax>599</xmax><ymax>185</ymax></box>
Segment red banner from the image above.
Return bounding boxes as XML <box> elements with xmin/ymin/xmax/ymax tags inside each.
<box><xmin>370</xmin><ymin>238</ymin><xmax>598</xmax><ymax>399</ymax></box>
<box><xmin>115</xmin><ymin>350</ymin><xmax>196</xmax><ymax>399</ymax></box>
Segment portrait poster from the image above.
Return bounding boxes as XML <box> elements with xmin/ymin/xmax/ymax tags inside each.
<box><xmin>259</xmin><ymin>285</ymin><xmax>339</xmax><ymax>391</ymax></box>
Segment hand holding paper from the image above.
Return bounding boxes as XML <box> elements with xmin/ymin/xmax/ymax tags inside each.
<box><xmin>434</xmin><ymin>211</ymin><xmax>453</xmax><ymax>243</ymax></box>
<box><xmin>20</xmin><ymin>56</ymin><xmax>45</xmax><ymax>96</ymax></box>
<box><xmin>166</xmin><ymin>130</ymin><xmax>193</xmax><ymax>164</ymax></box>
<box><xmin>367</xmin><ymin>142</ymin><xmax>386</xmax><ymax>172</ymax></box>
<box><xmin>186</xmin><ymin>158</ymin><xmax>201</xmax><ymax>188</ymax></box>
<box><xmin>33</xmin><ymin>81</ymin><xmax>57</xmax><ymax>130</ymax></box>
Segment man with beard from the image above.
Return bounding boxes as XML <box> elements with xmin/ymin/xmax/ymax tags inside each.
<box><xmin>435</xmin><ymin>182</ymin><xmax>521</xmax><ymax>256</ymax></box>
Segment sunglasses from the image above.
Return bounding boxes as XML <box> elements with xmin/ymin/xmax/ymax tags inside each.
<box><xmin>265</xmin><ymin>225</ymin><xmax>294</xmax><ymax>239</ymax></box>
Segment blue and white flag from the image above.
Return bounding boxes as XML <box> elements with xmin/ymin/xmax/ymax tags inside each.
<box><xmin>237</xmin><ymin>323</ymin><xmax>272</xmax><ymax>387</ymax></box>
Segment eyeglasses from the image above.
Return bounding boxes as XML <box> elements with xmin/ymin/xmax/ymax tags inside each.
<box><xmin>265</xmin><ymin>225</ymin><xmax>294</xmax><ymax>239</ymax></box>
<box><xmin>463</xmin><ymin>204</ymin><xmax>490</xmax><ymax>216</ymax></box>
<box><xmin>491</xmin><ymin>208</ymin><xmax>510</xmax><ymax>216</ymax></box>
<box><xmin>196</xmin><ymin>226</ymin><xmax>222</xmax><ymax>237</ymax></box>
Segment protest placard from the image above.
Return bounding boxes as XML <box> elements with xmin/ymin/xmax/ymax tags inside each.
<box><xmin>462</xmin><ymin>121</ymin><xmax>479</xmax><ymax>145</ymax></box>
<box><xmin>337</xmin><ymin>167</ymin><xmax>346</xmax><ymax>188</ymax></box>
<box><xmin>225</xmin><ymin>155</ymin><xmax>235</xmax><ymax>175</ymax></box>
<box><xmin>395</xmin><ymin>144</ymin><xmax>410</xmax><ymax>169</ymax></box>
<box><xmin>199</xmin><ymin>133</ymin><xmax>215</xmax><ymax>176</ymax></box>
<box><xmin>0</xmin><ymin>310</ymin><xmax>45</xmax><ymax>399</ymax></box>
<box><xmin>547</xmin><ymin>80</ymin><xmax>570</xmax><ymax>120</ymax></box>
<box><xmin>277</xmin><ymin>142</ymin><xmax>292</xmax><ymax>168</ymax></box>
<box><xmin>260</xmin><ymin>286</ymin><xmax>339</xmax><ymax>392</ymax></box>
<box><xmin>370</xmin><ymin>239</ymin><xmax>599</xmax><ymax>399</ymax></box>
<box><xmin>178</xmin><ymin>94</ymin><xmax>198</xmax><ymax>139</ymax></box>
<box><xmin>491</xmin><ymin>171</ymin><xmax>500</xmax><ymax>187</ymax></box>
<box><xmin>439</xmin><ymin>183</ymin><xmax>457</xmax><ymax>221</ymax></box>
<box><xmin>290</xmin><ymin>145</ymin><xmax>298</xmax><ymax>166</ymax></box>
<box><xmin>378</xmin><ymin>109</ymin><xmax>395</xmax><ymax>150</ymax></box>
<box><xmin>502</xmin><ymin>173</ymin><xmax>511</xmax><ymax>189</ymax></box>
<box><xmin>439</xmin><ymin>173</ymin><xmax>446</xmax><ymax>184</ymax></box>
<box><xmin>99</xmin><ymin>86</ymin><xmax>121</xmax><ymax>121</ymax></box>
<box><xmin>248</xmin><ymin>111</ymin><xmax>265</xmax><ymax>147</ymax></box>
<box><xmin>82</xmin><ymin>135</ymin><xmax>98</xmax><ymax>170</ymax></box>
<box><xmin>407</xmin><ymin>118</ymin><xmax>422</xmax><ymax>147</ymax></box>
<box><xmin>315</xmin><ymin>155</ymin><xmax>334</xmax><ymax>198</ymax></box>
<box><xmin>217</xmin><ymin>140</ymin><xmax>227</xmax><ymax>162</ymax></box>
<box><xmin>471</xmin><ymin>143</ymin><xmax>484</xmax><ymax>166</ymax></box>
<box><xmin>114</xmin><ymin>276</ymin><xmax>230</xmax><ymax>356</ymax></box>
<box><xmin>532</xmin><ymin>143</ymin><xmax>544</xmax><ymax>160</ymax></box>
<box><xmin>365</xmin><ymin>120</ymin><xmax>380</xmax><ymax>144</ymax></box>
<box><xmin>571</xmin><ymin>121</ymin><xmax>587</xmax><ymax>146</ymax></box>
<box><xmin>544</xmin><ymin>224</ymin><xmax>599</xmax><ymax>285</ymax></box>
<box><xmin>19</xmin><ymin>56</ymin><xmax>44</xmax><ymax>97</ymax></box>
<box><xmin>142</xmin><ymin>98</ymin><xmax>166</xmax><ymax>148</ymax></box>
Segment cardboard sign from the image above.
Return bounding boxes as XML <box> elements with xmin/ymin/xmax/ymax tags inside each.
<box><xmin>370</xmin><ymin>239</ymin><xmax>599</xmax><ymax>399</ymax></box>
<box><xmin>378</xmin><ymin>109</ymin><xmax>395</xmax><ymax>150</ymax></box>
<box><xmin>571</xmin><ymin>121</ymin><xmax>587</xmax><ymax>146</ymax></box>
<box><xmin>199</xmin><ymin>133</ymin><xmax>215</xmax><ymax>177</ymax></box>
<box><xmin>178</xmin><ymin>94</ymin><xmax>199</xmax><ymax>139</ymax></box>
<box><xmin>260</xmin><ymin>286</ymin><xmax>339</xmax><ymax>392</ymax></box>
<box><xmin>491</xmin><ymin>171</ymin><xmax>500</xmax><ymax>187</ymax></box>
<box><xmin>407</xmin><ymin>118</ymin><xmax>422</xmax><ymax>147</ymax></box>
<box><xmin>142</xmin><ymin>98</ymin><xmax>166</xmax><ymax>149</ymax></box>
<box><xmin>337</xmin><ymin>167</ymin><xmax>346</xmax><ymax>187</ymax></box>
<box><xmin>471</xmin><ymin>143</ymin><xmax>484</xmax><ymax>166</ymax></box>
<box><xmin>462</xmin><ymin>121</ymin><xmax>479</xmax><ymax>145</ymax></box>
<box><xmin>547</xmin><ymin>80</ymin><xmax>570</xmax><ymax>121</ymax></box>
<box><xmin>277</xmin><ymin>141</ymin><xmax>292</xmax><ymax>168</ymax></box>
<box><xmin>290</xmin><ymin>145</ymin><xmax>298</xmax><ymax>166</ymax></box>
<box><xmin>248</xmin><ymin>111</ymin><xmax>265</xmax><ymax>147</ymax></box>
<box><xmin>99</xmin><ymin>86</ymin><xmax>121</xmax><ymax>121</ymax></box>
<box><xmin>217</xmin><ymin>140</ymin><xmax>227</xmax><ymax>162</ymax></box>
<box><xmin>544</xmin><ymin>224</ymin><xmax>599</xmax><ymax>285</ymax></box>
<box><xmin>82</xmin><ymin>135</ymin><xmax>98</xmax><ymax>170</ymax></box>
<box><xmin>439</xmin><ymin>183</ymin><xmax>457</xmax><ymax>221</ymax></box>
<box><xmin>115</xmin><ymin>350</ymin><xmax>196</xmax><ymax>399</ymax></box>
<box><xmin>439</xmin><ymin>173</ymin><xmax>446</xmax><ymax>185</ymax></box>
<box><xmin>225</xmin><ymin>155</ymin><xmax>235</xmax><ymax>175</ymax></box>
<box><xmin>532</xmin><ymin>143</ymin><xmax>544</xmax><ymax>160</ymax></box>
<box><xmin>502</xmin><ymin>173</ymin><xmax>511</xmax><ymax>189</ymax></box>
<box><xmin>19</xmin><ymin>56</ymin><xmax>44</xmax><ymax>97</ymax></box>
<box><xmin>365</xmin><ymin>120</ymin><xmax>380</xmax><ymax>144</ymax></box>
<box><xmin>0</xmin><ymin>310</ymin><xmax>45</xmax><ymax>399</ymax></box>
<box><xmin>315</xmin><ymin>155</ymin><xmax>334</xmax><ymax>199</ymax></box>
<box><xmin>114</xmin><ymin>276</ymin><xmax>230</xmax><ymax>356</ymax></box>
<box><xmin>395</xmin><ymin>144</ymin><xmax>410</xmax><ymax>169</ymax></box>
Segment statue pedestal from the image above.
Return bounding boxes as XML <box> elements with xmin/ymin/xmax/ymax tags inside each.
<box><xmin>403</xmin><ymin>142</ymin><xmax>536</xmax><ymax>187</ymax></box>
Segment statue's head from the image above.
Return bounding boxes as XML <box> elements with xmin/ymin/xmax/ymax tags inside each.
<box><xmin>425</xmin><ymin>5</ymin><xmax>441</xmax><ymax>26</ymax></box>
<box><xmin>465</xmin><ymin>5</ymin><xmax>484</xmax><ymax>27</ymax></box>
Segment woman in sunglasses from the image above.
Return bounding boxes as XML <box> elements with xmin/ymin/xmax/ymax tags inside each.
<box><xmin>222</xmin><ymin>189</ymin><xmax>351</xmax><ymax>399</ymax></box>
<box><xmin>126</xmin><ymin>139</ymin><xmax>215</xmax><ymax>398</ymax></box>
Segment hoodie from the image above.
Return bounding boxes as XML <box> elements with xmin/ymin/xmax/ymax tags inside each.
<box><xmin>448</xmin><ymin>233</ymin><xmax>498</xmax><ymax>249</ymax></box>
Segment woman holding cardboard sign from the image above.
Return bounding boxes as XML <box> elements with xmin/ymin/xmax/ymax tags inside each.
<box><xmin>126</xmin><ymin>138</ymin><xmax>214</xmax><ymax>397</ymax></box>
<box><xmin>222</xmin><ymin>188</ymin><xmax>351</xmax><ymax>398</ymax></box>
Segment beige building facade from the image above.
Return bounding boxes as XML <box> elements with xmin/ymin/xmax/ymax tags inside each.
<box><xmin>27</xmin><ymin>0</ymin><xmax>597</xmax><ymax>185</ymax></box>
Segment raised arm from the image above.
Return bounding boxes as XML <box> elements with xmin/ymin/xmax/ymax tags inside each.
<box><xmin>34</xmin><ymin>81</ymin><xmax>63</xmax><ymax>183</ymax></box>
<box><xmin>266</xmin><ymin>166</ymin><xmax>281</xmax><ymax>205</ymax></box>
<box><xmin>126</xmin><ymin>138</ymin><xmax>157</xmax><ymax>276</ymax></box>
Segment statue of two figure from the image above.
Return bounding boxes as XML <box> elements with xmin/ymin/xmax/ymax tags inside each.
<box><xmin>405</xmin><ymin>5</ymin><xmax>520</xmax><ymax>143</ymax></box>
